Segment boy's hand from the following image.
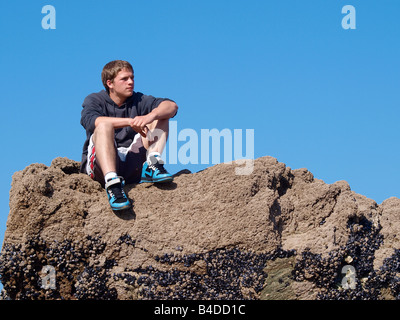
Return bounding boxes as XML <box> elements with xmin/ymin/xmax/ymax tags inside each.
<box><xmin>129</xmin><ymin>114</ymin><xmax>155</xmax><ymax>137</ymax></box>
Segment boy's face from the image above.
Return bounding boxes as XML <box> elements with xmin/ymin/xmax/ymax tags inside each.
<box><xmin>107</xmin><ymin>68</ymin><xmax>134</xmax><ymax>99</ymax></box>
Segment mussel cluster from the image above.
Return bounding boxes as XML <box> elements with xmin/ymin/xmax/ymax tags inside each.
<box><xmin>119</xmin><ymin>247</ymin><xmax>295</xmax><ymax>300</ymax></box>
<box><xmin>0</xmin><ymin>232</ymin><xmax>295</xmax><ymax>300</ymax></box>
<box><xmin>291</xmin><ymin>216</ymin><xmax>400</xmax><ymax>300</ymax></box>
<box><xmin>2</xmin><ymin>215</ymin><xmax>400</xmax><ymax>300</ymax></box>
<box><xmin>0</xmin><ymin>235</ymin><xmax>111</xmax><ymax>300</ymax></box>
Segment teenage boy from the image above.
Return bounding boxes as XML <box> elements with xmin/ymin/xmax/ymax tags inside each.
<box><xmin>80</xmin><ymin>60</ymin><xmax>178</xmax><ymax>211</ymax></box>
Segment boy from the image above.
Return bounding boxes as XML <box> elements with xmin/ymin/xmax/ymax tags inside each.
<box><xmin>80</xmin><ymin>60</ymin><xmax>178</xmax><ymax>211</ymax></box>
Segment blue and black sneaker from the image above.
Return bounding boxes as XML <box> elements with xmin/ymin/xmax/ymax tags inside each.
<box><xmin>105</xmin><ymin>176</ymin><xmax>132</xmax><ymax>211</ymax></box>
<box><xmin>141</xmin><ymin>154</ymin><xmax>173</xmax><ymax>183</ymax></box>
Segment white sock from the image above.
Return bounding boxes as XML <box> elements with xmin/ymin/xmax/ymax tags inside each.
<box><xmin>147</xmin><ymin>152</ymin><xmax>163</xmax><ymax>165</ymax></box>
<box><xmin>104</xmin><ymin>171</ymin><xmax>117</xmax><ymax>182</ymax></box>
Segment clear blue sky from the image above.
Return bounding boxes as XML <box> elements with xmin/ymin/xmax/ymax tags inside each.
<box><xmin>1</xmin><ymin>0</ymin><xmax>399</xmax><ymax>291</ymax></box>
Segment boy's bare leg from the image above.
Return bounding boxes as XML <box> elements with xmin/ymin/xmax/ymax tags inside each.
<box><xmin>92</xmin><ymin>121</ymin><xmax>131</xmax><ymax>210</ymax></box>
<box><xmin>92</xmin><ymin>121</ymin><xmax>117</xmax><ymax>176</ymax></box>
<box><xmin>140</xmin><ymin>119</ymin><xmax>173</xmax><ymax>183</ymax></box>
<box><xmin>141</xmin><ymin>118</ymin><xmax>169</xmax><ymax>156</ymax></box>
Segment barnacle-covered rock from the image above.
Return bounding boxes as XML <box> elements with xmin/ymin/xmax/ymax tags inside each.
<box><xmin>0</xmin><ymin>156</ymin><xmax>399</xmax><ymax>300</ymax></box>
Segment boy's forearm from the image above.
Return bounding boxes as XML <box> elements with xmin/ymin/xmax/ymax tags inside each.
<box><xmin>94</xmin><ymin>101</ymin><xmax>178</xmax><ymax>129</ymax></box>
<box><xmin>94</xmin><ymin>116</ymin><xmax>131</xmax><ymax>129</ymax></box>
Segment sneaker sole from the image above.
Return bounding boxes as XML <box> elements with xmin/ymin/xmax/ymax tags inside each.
<box><xmin>111</xmin><ymin>203</ymin><xmax>132</xmax><ymax>211</ymax></box>
<box><xmin>140</xmin><ymin>176</ymin><xmax>174</xmax><ymax>184</ymax></box>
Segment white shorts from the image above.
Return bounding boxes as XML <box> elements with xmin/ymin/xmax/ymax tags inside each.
<box><xmin>85</xmin><ymin>134</ymin><xmax>146</xmax><ymax>186</ymax></box>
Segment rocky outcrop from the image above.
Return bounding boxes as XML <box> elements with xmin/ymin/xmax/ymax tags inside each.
<box><xmin>0</xmin><ymin>156</ymin><xmax>399</xmax><ymax>300</ymax></box>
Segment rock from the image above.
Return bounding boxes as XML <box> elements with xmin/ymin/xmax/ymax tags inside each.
<box><xmin>0</xmin><ymin>156</ymin><xmax>399</xmax><ymax>300</ymax></box>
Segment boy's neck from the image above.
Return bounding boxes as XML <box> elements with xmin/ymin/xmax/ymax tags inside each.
<box><xmin>109</xmin><ymin>91</ymin><xmax>127</xmax><ymax>107</ymax></box>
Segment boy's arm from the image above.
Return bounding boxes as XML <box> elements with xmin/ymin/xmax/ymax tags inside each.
<box><xmin>95</xmin><ymin>100</ymin><xmax>178</xmax><ymax>137</ymax></box>
<box><xmin>129</xmin><ymin>100</ymin><xmax>178</xmax><ymax>129</ymax></box>
<box><xmin>94</xmin><ymin>117</ymin><xmax>131</xmax><ymax>129</ymax></box>
<box><xmin>94</xmin><ymin>116</ymin><xmax>147</xmax><ymax>137</ymax></box>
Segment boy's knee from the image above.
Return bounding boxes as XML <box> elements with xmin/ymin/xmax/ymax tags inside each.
<box><xmin>95</xmin><ymin>121</ymin><xmax>114</xmax><ymax>133</ymax></box>
<box><xmin>147</xmin><ymin>118</ymin><xmax>169</xmax><ymax>131</ymax></box>
<box><xmin>93</xmin><ymin>121</ymin><xmax>115</xmax><ymax>144</ymax></box>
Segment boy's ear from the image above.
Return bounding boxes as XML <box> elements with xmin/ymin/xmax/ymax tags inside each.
<box><xmin>106</xmin><ymin>79</ymin><xmax>113</xmax><ymax>91</ymax></box>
